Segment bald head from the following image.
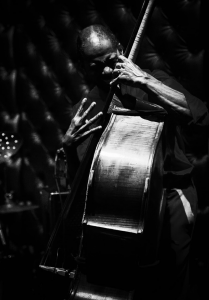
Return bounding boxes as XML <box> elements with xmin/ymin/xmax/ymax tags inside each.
<box><xmin>77</xmin><ymin>25</ymin><xmax>120</xmax><ymax>59</ymax></box>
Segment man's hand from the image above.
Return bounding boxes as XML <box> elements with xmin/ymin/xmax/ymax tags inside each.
<box><xmin>110</xmin><ymin>55</ymin><xmax>149</xmax><ymax>87</ymax></box>
<box><xmin>62</xmin><ymin>98</ymin><xmax>102</xmax><ymax>148</ymax></box>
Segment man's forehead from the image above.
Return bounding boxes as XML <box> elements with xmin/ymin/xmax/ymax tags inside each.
<box><xmin>87</xmin><ymin>31</ymin><xmax>103</xmax><ymax>45</ymax></box>
<box><xmin>83</xmin><ymin>33</ymin><xmax>115</xmax><ymax>58</ymax></box>
<box><xmin>87</xmin><ymin>32</ymin><xmax>113</xmax><ymax>48</ymax></box>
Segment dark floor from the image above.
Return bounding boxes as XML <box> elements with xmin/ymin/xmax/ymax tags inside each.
<box><xmin>0</xmin><ymin>207</ymin><xmax>209</xmax><ymax>300</ymax></box>
<box><xmin>0</xmin><ymin>245</ymin><xmax>208</xmax><ymax>300</ymax></box>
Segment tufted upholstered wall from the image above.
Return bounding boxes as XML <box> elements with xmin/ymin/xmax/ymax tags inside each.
<box><xmin>0</xmin><ymin>1</ymin><xmax>209</xmax><ymax>300</ymax></box>
<box><xmin>0</xmin><ymin>0</ymin><xmax>208</xmax><ymax>242</ymax></box>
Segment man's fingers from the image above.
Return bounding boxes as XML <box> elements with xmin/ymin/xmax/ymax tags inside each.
<box><xmin>115</xmin><ymin>63</ymin><xmax>124</xmax><ymax>70</ymax></box>
<box><xmin>75</xmin><ymin>125</ymin><xmax>102</xmax><ymax>143</ymax></box>
<box><xmin>87</xmin><ymin>112</ymin><xmax>103</xmax><ymax>125</ymax></box>
<box><xmin>76</xmin><ymin>98</ymin><xmax>96</xmax><ymax>120</ymax></box>
<box><xmin>77</xmin><ymin>112</ymin><xmax>103</xmax><ymax>134</ymax></box>
<box><xmin>118</xmin><ymin>55</ymin><xmax>129</xmax><ymax>63</ymax></box>
<box><xmin>76</xmin><ymin>97</ymin><xmax>87</xmax><ymax>115</ymax></box>
<box><xmin>81</xmin><ymin>101</ymin><xmax>96</xmax><ymax>119</ymax></box>
<box><xmin>110</xmin><ymin>73</ymin><xmax>124</xmax><ymax>85</ymax></box>
<box><xmin>82</xmin><ymin>125</ymin><xmax>102</xmax><ymax>136</ymax></box>
<box><xmin>110</xmin><ymin>77</ymin><xmax>118</xmax><ymax>85</ymax></box>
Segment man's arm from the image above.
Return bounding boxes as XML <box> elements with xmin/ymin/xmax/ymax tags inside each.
<box><xmin>141</xmin><ymin>74</ymin><xmax>191</xmax><ymax>117</ymax></box>
<box><xmin>111</xmin><ymin>55</ymin><xmax>192</xmax><ymax>119</ymax></box>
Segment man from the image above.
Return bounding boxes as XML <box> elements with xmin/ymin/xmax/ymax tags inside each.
<box><xmin>62</xmin><ymin>25</ymin><xmax>209</xmax><ymax>299</ymax></box>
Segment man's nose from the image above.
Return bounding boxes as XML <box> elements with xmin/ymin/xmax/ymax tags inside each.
<box><xmin>102</xmin><ymin>66</ymin><xmax>113</xmax><ymax>76</ymax></box>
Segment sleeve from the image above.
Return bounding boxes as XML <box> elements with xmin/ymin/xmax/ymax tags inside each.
<box><xmin>151</xmin><ymin>70</ymin><xmax>209</xmax><ymax>157</ymax></box>
<box><xmin>152</xmin><ymin>70</ymin><xmax>209</xmax><ymax>130</ymax></box>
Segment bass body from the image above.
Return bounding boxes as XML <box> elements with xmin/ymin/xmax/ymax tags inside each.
<box><xmin>69</xmin><ymin>107</ymin><xmax>166</xmax><ymax>299</ymax></box>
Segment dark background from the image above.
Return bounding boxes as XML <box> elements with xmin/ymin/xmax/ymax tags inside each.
<box><xmin>0</xmin><ymin>1</ymin><xmax>208</xmax><ymax>299</ymax></box>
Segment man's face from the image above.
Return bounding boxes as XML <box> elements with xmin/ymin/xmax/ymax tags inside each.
<box><xmin>81</xmin><ymin>35</ymin><xmax>121</xmax><ymax>86</ymax></box>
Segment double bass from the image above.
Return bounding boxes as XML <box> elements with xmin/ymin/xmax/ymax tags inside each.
<box><xmin>40</xmin><ymin>0</ymin><xmax>166</xmax><ymax>298</ymax></box>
